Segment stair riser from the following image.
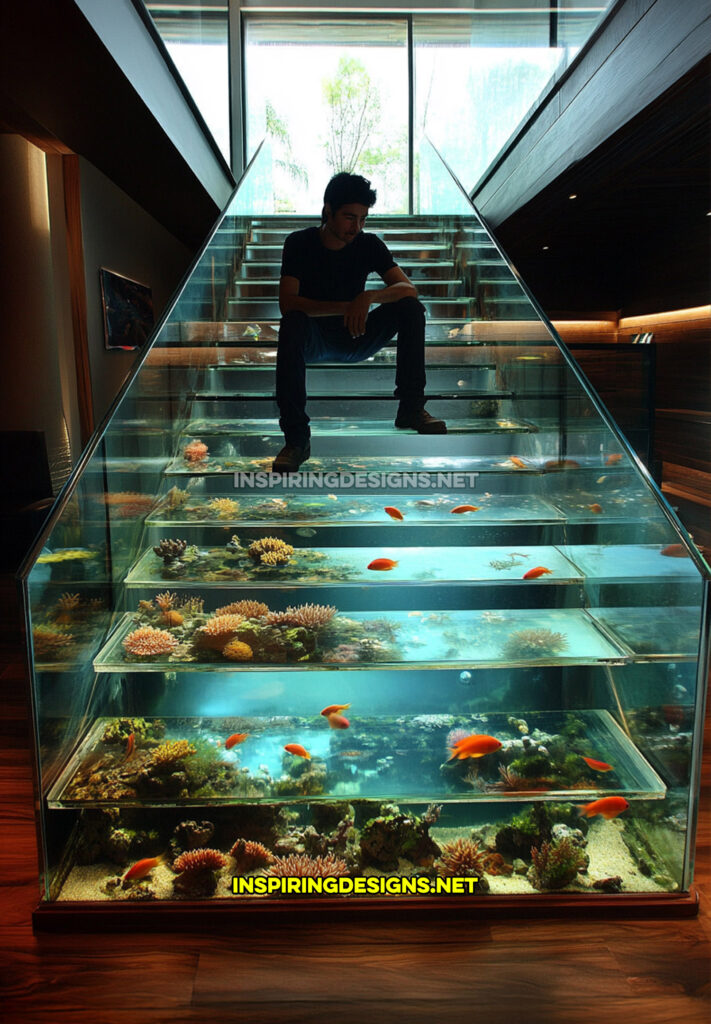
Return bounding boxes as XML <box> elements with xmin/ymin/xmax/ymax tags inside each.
<box><xmin>225</xmin><ymin>299</ymin><xmax>528</xmax><ymax>320</ymax></box>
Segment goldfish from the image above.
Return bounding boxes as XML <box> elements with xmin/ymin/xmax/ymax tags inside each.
<box><xmin>605</xmin><ymin>454</ymin><xmax>623</xmax><ymax>465</ymax></box>
<box><xmin>579</xmin><ymin>796</ymin><xmax>629</xmax><ymax>820</ymax></box>
<box><xmin>321</xmin><ymin>703</ymin><xmax>350</xmax><ymax>717</ymax></box>
<box><xmin>384</xmin><ymin>506</ymin><xmax>404</xmax><ymax>521</ymax></box>
<box><xmin>596</xmin><ymin>476</ymin><xmax>607</xmax><ymax>484</ymax></box>
<box><xmin>123</xmin><ymin>854</ymin><xmax>167</xmax><ymax>881</ymax></box>
<box><xmin>522</xmin><ymin>566</ymin><xmax>553</xmax><ymax>579</ymax></box>
<box><xmin>544</xmin><ymin>459</ymin><xmax>581</xmax><ymax>471</ymax></box>
<box><xmin>581</xmin><ymin>756</ymin><xmax>614</xmax><ymax>772</ymax></box>
<box><xmin>660</xmin><ymin>544</ymin><xmax>689</xmax><ymax>558</ymax></box>
<box><xmin>367</xmin><ymin>558</ymin><xmax>398</xmax><ymax>571</ymax></box>
<box><xmin>284</xmin><ymin>743</ymin><xmax>311</xmax><ymax>760</ymax></box>
<box><xmin>327</xmin><ymin>713</ymin><xmax>350</xmax><ymax>730</ymax></box>
<box><xmin>509</xmin><ymin>456</ymin><xmax>527</xmax><ymax>468</ymax></box>
<box><xmin>123</xmin><ymin>732</ymin><xmax>135</xmax><ymax>761</ymax></box>
<box><xmin>225</xmin><ymin>732</ymin><xmax>249</xmax><ymax>750</ymax></box>
<box><xmin>587</xmin><ymin>503</ymin><xmax>603</xmax><ymax>514</ymax></box>
<box><xmin>448</xmin><ymin>734</ymin><xmax>502</xmax><ymax>761</ymax></box>
<box><xmin>450</xmin><ymin>505</ymin><xmax>480</xmax><ymax>514</ymax></box>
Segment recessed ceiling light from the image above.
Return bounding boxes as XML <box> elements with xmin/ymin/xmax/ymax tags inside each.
<box><xmin>542</xmin><ymin>245</ymin><xmax>550</xmax><ymax>251</ymax></box>
<box><xmin>568</xmin><ymin>193</ymin><xmax>578</xmax><ymax>199</ymax></box>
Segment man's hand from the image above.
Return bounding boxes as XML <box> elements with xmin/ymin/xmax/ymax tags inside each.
<box><xmin>344</xmin><ymin>292</ymin><xmax>373</xmax><ymax>338</ymax></box>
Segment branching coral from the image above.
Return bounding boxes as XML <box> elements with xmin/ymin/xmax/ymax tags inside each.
<box><xmin>214</xmin><ymin>600</ymin><xmax>270</xmax><ymax>619</ymax></box>
<box><xmin>222</xmin><ymin>639</ymin><xmax>253</xmax><ymax>662</ymax></box>
<box><xmin>54</xmin><ymin>593</ymin><xmax>81</xmax><ymax>624</ymax></box>
<box><xmin>196</xmin><ymin>613</ymin><xmax>244</xmax><ymax>650</ymax></box>
<box><xmin>502</xmin><ymin>628</ymin><xmax>569</xmax><ymax>659</ymax></box>
<box><xmin>266</xmin><ymin>853</ymin><xmax>348</xmax><ymax>878</ymax></box>
<box><xmin>230</xmin><ymin>839</ymin><xmax>275</xmax><ymax>873</ymax></box>
<box><xmin>155</xmin><ymin>592</ymin><xmax>178</xmax><ymax>611</ymax></box>
<box><xmin>148</xmin><ymin>739</ymin><xmax>196</xmax><ymax>769</ymax></box>
<box><xmin>437</xmin><ymin>838</ymin><xmax>486</xmax><ymax>877</ymax></box>
<box><xmin>173</xmin><ymin>848</ymin><xmax>227</xmax><ymax>874</ymax></box>
<box><xmin>207</xmin><ymin>497</ymin><xmax>240</xmax><ymax>518</ymax></box>
<box><xmin>247</xmin><ymin>537</ymin><xmax>294</xmax><ymax>566</ymax></box>
<box><xmin>183</xmin><ymin>440</ymin><xmax>209</xmax><ymax>463</ymax></box>
<box><xmin>33</xmin><ymin>625</ymin><xmax>75</xmax><ymax>658</ymax></box>
<box><xmin>123</xmin><ymin>626</ymin><xmax>179</xmax><ymax>658</ymax></box>
<box><xmin>528</xmin><ymin>838</ymin><xmax>587</xmax><ymax>891</ymax></box>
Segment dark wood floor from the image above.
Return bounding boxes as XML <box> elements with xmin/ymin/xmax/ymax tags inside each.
<box><xmin>1</xmin><ymin>628</ymin><xmax>709</xmax><ymax>1024</ymax></box>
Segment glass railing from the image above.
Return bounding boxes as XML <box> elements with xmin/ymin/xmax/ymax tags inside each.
<box><xmin>20</xmin><ymin>134</ymin><xmax>709</xmax><ymax>915</ymax></box>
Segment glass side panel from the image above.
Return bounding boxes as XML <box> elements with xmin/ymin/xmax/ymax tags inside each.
<box><xmin>20</xmin><ymin>134</ymin><xmax>708</xmax><ymax>908</ymax></box>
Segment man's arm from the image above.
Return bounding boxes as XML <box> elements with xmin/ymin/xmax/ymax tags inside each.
<box><xmin>343</xmin><ymin>266</ymin><xmax>418</xmax><ymax>338</ymax></box>
<box><xmin>279</xmin><ymin>276</ymin><xmax>349</xmax><ymax>317</ymax></box>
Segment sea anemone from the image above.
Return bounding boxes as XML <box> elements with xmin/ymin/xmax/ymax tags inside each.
<box><xmin>502</xmin><ymin>628</ymin><xmax>569</xmax><ymax>660</ymax></box>
<box><xmin>230</xmin><ymin>839</ymin><xmax>275</xmax><ymax>873</ymax></box>
<box><xmin>214</xmin><ymin>600</ymin><xmax>270</xmax><ymax>619</ymax></box>
<box><xmin>207</xmin><ymin>497</ymin><xmax>240</xmax><ymax>519</ymax></box>
<box><xmin>183</xmin><ymin>440</ymin><xmax>209</xmax><ymax>463</ymax></box>
<box><xmin>222</xmin><ymin>639</ymin><xmax>253</xmax><ymax>662</ymax></box>
<box><xmin>283</xmin><ymin>604</ymin><xmax>337</xmax><ymax>629</ymax></box>
<box><xmin>196</xmin><ymin>613</ymin><xmax>244</xmax><ymax>650</ymax></box>
<box><xmin>437</xmin><ymin>839</ymin><xmax>486</xmax><ymax>878</ymax></box>
<box><xmin>123</xmin><ymin>626</ymin><xmax>179</xmax><ymax>658</ymax></box>
<box><xmin>266</xmin><ymin>853</ymin><xmax>348</xmax><ymax>878</ymax></box>
<box><xmin>173</xmin><ymin>848</ymin><xmax>227</xmax><ymax>874</ymax></box>
<box><xmin>247</xmin><ymin>537</ymin><xmax>294</xmax><ymax>566</ymax></box>
<box><xmin>149</xmin><ymin>739</ymin><xmax>196</xmax><ymax>768</ymax></box>
<box><xmin>33</xmin><ymin>625</ymin><xmax>75</xmax><ymax>658</ymax></box>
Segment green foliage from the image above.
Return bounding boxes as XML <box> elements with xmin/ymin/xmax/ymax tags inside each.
<box><xmin>322</xmin><ymin>57</ymin><xmax>381</xmax><ymax>175</ymax></box>
<box><xmin>528</xmin><ymin>838</ymin><xmax>587</xmax><ymax>891</ymax></box>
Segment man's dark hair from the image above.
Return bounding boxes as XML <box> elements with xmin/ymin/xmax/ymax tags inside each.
<box><xmin>322</xmin><ymin>173</ymin><xmax>377</xmax><ymax>221</ymax></box>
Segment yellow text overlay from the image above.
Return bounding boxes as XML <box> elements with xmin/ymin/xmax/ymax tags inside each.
<box><xmin>232</xmin><ymin>876</ymin><xmax>479</xmax><ymax>896</ymax></box>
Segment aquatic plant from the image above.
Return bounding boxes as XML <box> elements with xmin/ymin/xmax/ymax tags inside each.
<box><xmin>38</xmin><ymin>548</ymin><xmax>96</xmax><ymax>563</ymax></box>
<box><xmin>230</xmin><ymin>838</ymin><xmax>275</xmax><ymax>873</ymax></box>
<box><xmin>437</xmin><ymin>839</ymin><xmax>486</xmax><ymax>878</ymax></box>
<box><xmin>123</xmin><ymin>626</ymin><xmax>179</xmax><ymax>658</ymax></box>
<box><xmin>214</xmin><ymin>599</ymin><xmax>270</xmax><ymax>619</ymax></box>
<box><xmin>148</xmin><ymin>739</ymin><xmax>196</xmax><ymax>768</ymax></box>
<box><xmin>528</xmin><ymin>838</ymin><xmax>587</xmax><ymax>891</ymax></box>
<box><xmin>222</xmin><ymin>639</ymin><xmax>253</xmax><ymax>661</ymax></box>
<box><xmin>266</xmin><ymin>853</ymin><xmax>348</xmax><ymax>878</ymax></box>
<box><xmin>32</xmin><ymin>625</ymin><xmax>75</xmax><ymax>658</ymax></box>
<box><xmin>207</xmin><ymin>497</ymin><xmax>239</xmax><ymax>518</ymax></box>
<box><xmin>183</xmin><ymin>440</ymin><xmax>209</xmax><ymax>463</ymax></box>
<box><xmin>196</xmin><ymin>613</ymin><xmax>244</xmax><ymax>650</ymax></box>
<box><xmin>502</xmin><ymin>628</ymin><xmax>569</xmax><ymax>659</ymax></box>
<box><xmin>153</xmin><ymin>538</ymin><xmax>188</xmax><ymax>564</ymax></box>
<box><xmin>247</xmin><ymin>536</ymin><xmax>294</xmax><ymax>566</ymax></box>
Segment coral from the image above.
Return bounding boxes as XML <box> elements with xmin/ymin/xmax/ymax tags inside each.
<box><xmin>173</xmin><ymin>848</ymin><xmax>227</xmax><ymax>874</ymax></box>
<box><xmin>222</xmin><ymin>639</ymin><xmax>253</xmax><ymax>661</ymax></box>
<box><xmin>360</xmin><ymin>806</ymin><xmax>441</xmax><ymax>871</ymax></box>
<box><xmin>207</xmin><ymin>497</ymin><xmax>240</xmax><ymax>518</ymax></box>
<box><xmin>446</xmin><ymin>727</ymin><xmax>471</xmax><ymax>750</ymax></box>
<box><xmin>248</xmin><ymin>537</ymin><xmax>294</xmax><ymax>566</ymax></box>
<box><xmin>101</xmin><ymin>717</ymin><xmax>165</xmax><ymax>745</ymax></box>
<box><xmin>528</xmin><ymin>838</ymin><xmax>588</xmax><ymax>891</ymax></box>
<box><xmin>179</xmin><ymin>596</ymin><xmax>204</xmax><ymax>616</ymax></box>
<box><xmin>100</xmin><ymin>492</ymin><xmax>156</xmax><ymax>518</ymax></box>
<box><xmin>148</xmin><ymin>739</ymin><xmax>196</xmax><ymax>769</ymax></box>
<box><xmin>214</xmin><ymin>600</ymin><xmax>270</xmax><ymax>619</ymax></box>
<box><xmin>123</xmin><ymin>626</ymin><xmax>179</xmax><ymax>658</ymax></box>
<box><xmin>155</xmin><ymin>592</ymin><xmax>178</xmax><ymax>611</ymax></box>
<box><xmin>437</xmin><ymin>838</ymin><xmax>486</xmax><ymax>878</ymax></box>
<box><xmin>266</xmin><ymin>853</ymin><xmax>348</xmax><ymax>878</ymax></box>
<box><xmin>166</xmin><ymin>486</ymin><xmax>189</xmax><ymax>508</ymax></box>
<box><xmin>161</xmin><ymin>610</ymin><xmax>184</xmax><ymax>627</ymax></box>
<box><xmin>196</xmin><ymin>614</ymin><xmax>244</xmax><ymax>650</ymax></box>
<box><xmin>280</xmin><ymin>604</ymin><xmax>337</xmax><ymax>629</ymax></box>
<box><xmin>183</xmin><ymin>440</ymin><xmax>209</xmax><ymax>463</ymax></box>
<box><xmin>38</xmin><ymin>548</ymin><xmax>96</xmax><ymax>563</ymax></box>
<box><xmin>509</xmin><ymin>753</ymin><xmax>553</xmax><ymax>780</ymax></box>
<box><xmin>33</xmin><ymin>625</ymin><xmax>75</xmax><ymax>658</ymax></box>
<box><xmin>502</xmin><ymin>628</ymin><xmax>569</xmax><ymax>659</ymax></box>
<box><xmin>322</xmin><ymin>643</ymin><xmax>361</xmax><ymax>664</ymax></box>
<box><xmin>153</xmin><ymin>539</ymin><xmax>188</xmax><ymax>564</ymax></box>
<box><xmin>230</xmin><ymin>838</ymin><xmax>276</xmax><ymax>873</ymax></box>
<box><xmin>170</xmin><ymin>820</ymin><xmax>215</xmax><ymax>861</ymax></box>
<box><xmin>54</xmin><ymin>592</ymin><xmax>81</xmax><ymax>623</ymax></box>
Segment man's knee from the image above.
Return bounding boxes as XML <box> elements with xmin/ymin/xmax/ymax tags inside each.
<box><xmin>395</xmin><ymin>297</ymin><xmax>426</xmax><ymax>322</ymax></box>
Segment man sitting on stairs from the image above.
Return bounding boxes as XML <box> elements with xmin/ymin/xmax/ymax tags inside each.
<box><xmin>272</xmin><ymin>172</ymin><xmax>447</xmax><ymax>473</ymax></box>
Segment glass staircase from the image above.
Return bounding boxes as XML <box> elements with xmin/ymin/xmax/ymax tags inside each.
<box><xmin>21</xmin><ymin>141</ymin><xmax>709</xmax><ymax>911</ymax></box>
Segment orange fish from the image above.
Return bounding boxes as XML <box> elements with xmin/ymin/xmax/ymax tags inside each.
<box><xmin>327</xmin><ymin>713</ymin><xmax>350</xmax><ymax>730</ymax></box>
<box><xmin>339</xmin><ymin>750</ymin><xmax>366</xmax><ymax>758</ymax></box>
<box><xmin>581</xmin><ymin>756</ymin><xmax>614</xmax><ymax>772</ymax></box>
<box><xmin>284</xmin><ymin>743</ymin><xmax>311</xmax><ymax>760</ymax></box>
<box><xmin>367</xmin><ymin>558</ymin><xmax>398</xmax><ymax>571</ymax></box>
<box><xmin>450</xmin><ymin>505</ymin><xmax>480</xmax><ymax>514</ymax></box>
<box><xmin>321</xmin><ymin>703</ymin><xmax>351</xmax><ymax>717</ymax></box>
<box><xmin>509</xmin><ymin>456</ymin><xmax>527</xmax><ymax>468</ymax></box>
<box><xmin>588</xmin><ymin>503</ymin><xmax>603</xmax><ymax>514</ymax></box>
<box><xmin>544</xmin><ymin>459</ymin><xmax>580</xmax><ymax>471</ymax></box>
<box><xmin>123</xmin><ymin>854</ymin><xmax>166</xmax><ymax>881</ymax></box>
<box><xmin>605</xmin><ymin>454</ymin><xmax>623</xmax><ymax>465</ymax></box>
<box><xmin>448</xmin><ymin>734</ymin><xmax>502</xmax><ymax>761</ymax></box>
<box><xmin>384</xmin><ymin>506</ymin><xmax>404</xmax><ymax>521</ymax></box>
<box><xmin>123</xmin><ymin>732</ymin><xmax>135</xmax><ymax>761</ymax></box>
<box><xmin>660</xmin><ymin>544</ymin><xmax>688</xmax><ymax>558</ymax></box>
<box><xmin>579</xmin><ymin>796</ymin><xmax>629</xmax><ymax>820</ymax></box>
<box><xmin>225</xmin><ymin>732</ymin><xmax>249</xmax><ymax>750</ymax></box>
<box><xmin>522</xmin><ymin>566</ymin><xmax>553</xmax><ymax>579</ymax></box>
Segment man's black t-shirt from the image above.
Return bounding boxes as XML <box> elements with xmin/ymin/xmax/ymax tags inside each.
<box><xmin>280</xmin><ymin>227</ymin><xmax>397</xmax><ymax>302</ymax></box>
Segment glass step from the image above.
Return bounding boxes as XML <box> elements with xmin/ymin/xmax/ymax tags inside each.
<box><xmin>125</xmin><ymin>543</ymin><xmax>585</xmax><ymax>588</ymax></box>
<box><xmin>46</xmin><ymin>709</ymin><xmax>665</xmax><ymax>808</ymax></box>
<box><xmin>179</xmin><ymin>416</ymin><xmax>536</xmax><ymax>437</ymax></box>
<box><xmin>94</xmin><ymin>607</ymin><xmax>625</xmax><ymax>673</ymax></box>
<box><xmin>146</xmin><ymin>492</ymin><xmax>565</xmax><ymax>528</ymax></box>
<box><xmin>169</xmin><ymin>320</ymin><xmax>552</xmax><ymax>345</ymax></box>
<box><xmin>588</xmin><ymin>606</ymin><xmax>702</xmax><ymax>660</ymax></box>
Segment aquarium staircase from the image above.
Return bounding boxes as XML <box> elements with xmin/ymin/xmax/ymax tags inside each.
<box><xmin>26</xmin><ymin>152</ymin><xmax>707</xmax><ymax>909</ymax></box>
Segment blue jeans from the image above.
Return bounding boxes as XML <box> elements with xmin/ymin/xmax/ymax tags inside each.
<box><xmin>276</xmin><ymin>297</ymin><xmax>427</xmax><ymax>446</ymax></box>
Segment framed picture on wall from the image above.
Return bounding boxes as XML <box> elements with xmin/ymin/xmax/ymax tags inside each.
<box><xmin>100</xmin><ymin>268</ymin><xmax>154</xmax><ymax>351</ymax></box>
